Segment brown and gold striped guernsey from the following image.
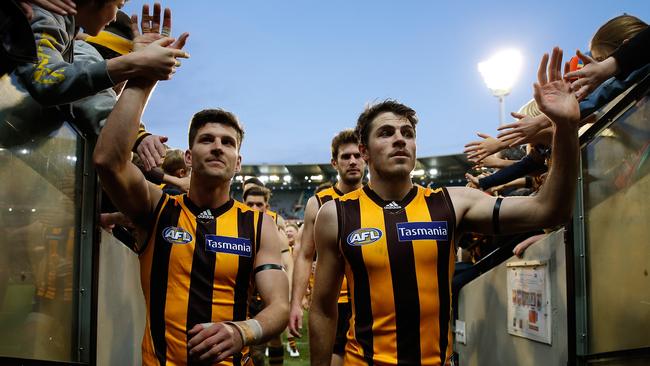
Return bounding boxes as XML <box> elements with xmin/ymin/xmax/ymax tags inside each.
<box><xmin>266</xmin><ymin>209</ymin><xmax>278</xmax><ymax>223</ymax></box>
<box><xmin>336</xmin><ymin>185</ymin><xmax>456</xmax><ymax>366</ymax></box>
<box><xmin>139</xmin><ymin>194</ymin><xmax>262</xmax><ymax>366</ymax></box>
<box><xmin>315</xmin><ymin>186</ymin><xmax>351</xmax><ymax>304</ymax></box>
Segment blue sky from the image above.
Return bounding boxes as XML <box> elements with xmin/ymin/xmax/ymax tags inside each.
<box><xmin>125</xmin><ymin>0</ymin><xmax>649</xmax><ymax>165</ymax></box>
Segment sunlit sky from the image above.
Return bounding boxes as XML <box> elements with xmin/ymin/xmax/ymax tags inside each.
<box><xmin>124</xmin><ymin>0</ymin><xmax>649</xmax><ymax>165</ymax></box>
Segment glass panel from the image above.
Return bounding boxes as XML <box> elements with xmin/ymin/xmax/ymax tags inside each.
<box><xmin>582</xmin><ymin>92</ymin><xmax>650</xmax><ymax>354</ymax></box>
<box><xmin>0</xmin><ymin>122</ymin><xmax>82</xmax><ymax>362</ymax></box>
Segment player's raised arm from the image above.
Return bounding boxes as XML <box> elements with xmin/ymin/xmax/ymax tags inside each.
<box><xmin>450</xmin><ymin>47</ymin><xmax>580</xmax><ymax>235</ymax></box>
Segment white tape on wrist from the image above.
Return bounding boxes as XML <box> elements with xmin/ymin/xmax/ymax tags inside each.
<box><xmin>225</xmin><ymin>319</ymin><xmax>263</xmax><ymax>345</ymax></box>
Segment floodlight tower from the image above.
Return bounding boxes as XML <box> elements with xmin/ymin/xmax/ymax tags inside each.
<box><xmin>478</xmin><ymin>49</ymin><xmax>523</xmax><ymax>126</ymax></box>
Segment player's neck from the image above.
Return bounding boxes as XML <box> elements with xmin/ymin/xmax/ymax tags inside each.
<box><xmin>335</xmin><ymin>180</ymin><xmax>362</xmax><ymax>194</ymax></box>
<box><xmin>187</xmin><ymin>178</ymin><xmax>231</xmax><ymax>209</ymax></box>
<box><xmin>367</xmin><ymin>177</ymin><xmax>413</xmax><ymax>202</ymax></box>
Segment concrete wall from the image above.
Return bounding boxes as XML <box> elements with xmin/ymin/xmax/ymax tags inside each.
<box><xmin>96</xmin><ymin>231</ymin><xmax>145</xmax><ymax>366</ymax></box>
<box><xmin>455</xmin><ymin>229</ymin><xmax>567</xmax><ymax>366</ymax></box>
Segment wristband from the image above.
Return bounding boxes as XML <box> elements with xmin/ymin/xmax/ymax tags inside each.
<box><xmin>224</xmin><ymin>319</ymin><xmax>263</xmax><ymax>346</ymax></box>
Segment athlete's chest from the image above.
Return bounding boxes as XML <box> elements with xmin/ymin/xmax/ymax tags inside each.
<box><xmin>340</xmin><ymin>198</ymin><xmax>453</xmax><ymax>270</ymax></box>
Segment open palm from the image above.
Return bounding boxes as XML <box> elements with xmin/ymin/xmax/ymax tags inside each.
<box><xmin>534</xmin><ymin>47</ymin><xmax>580</xmax><ymax>126</ymax></box>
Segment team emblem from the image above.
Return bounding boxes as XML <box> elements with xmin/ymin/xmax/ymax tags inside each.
<box><xmin>396</xmin><ymin>221</ymin><xmax>448</xmax><ymax>241</ymax></box>
<box><xmin>346</xmin><ymin>228</ymin><xmax>383</xmax><ymax>246</ymax></box>
<box><xmin>163</xmin><ymin>226</ymin><xmax>193</xmax><ymax>244</ymax></box>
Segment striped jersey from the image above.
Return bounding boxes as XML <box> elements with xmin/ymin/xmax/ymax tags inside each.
<box><xmin>139</xmin><ymin>194</ymin><xmax>262</xmax><ymax>366</ymax></box>
<box><xmin>316</xmin><ymin>186</ymin><xmax>350</xmax><ymax>304</ymax></box>
<box><xmin>336</xmin><ymin>185</ymin><xmax>456</xmax><ymax>366</ymax></box>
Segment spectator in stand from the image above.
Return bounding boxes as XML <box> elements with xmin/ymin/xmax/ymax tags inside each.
<box><xmin>495</xmin><ymin>15</ymin><xmax>648</xmax><ymax>149</ymax></box>
<box><xmin>466</xmin><ymin>15</ymin><xmax>648</xmax><ymax>159</ymax></box>
<box><xmin>567</xmin><ymin>15</ymin><xmax>649</xmax><ymax>100</ymax></box>
<box><xmin>159</xmin><ymin>149</ymin><xmax>189</xmax><ymax>195</ymax></box>
<box><xmin>1</xmin><ymin>1</ymin><xmax>37</xmax><ymax>77</ymax></box>
<box><xmin>13</xmin><ymin>1</ymin><xmax>188</xmax><ymax>106</ymax></box>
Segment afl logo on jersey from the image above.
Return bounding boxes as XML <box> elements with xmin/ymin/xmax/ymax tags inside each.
<box><xmin>346</xmin><ymin>228</ymin><xmax>383</xmax><ymax>246</ymax></box>
<box><xmin>163</xmin><ymin>226</ymin><xmax>193</xmax><ymax>244</ymax></box>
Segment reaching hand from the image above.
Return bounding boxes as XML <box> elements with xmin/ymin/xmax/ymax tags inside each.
<box><xmin>533</xmin><ymin>47</ymin><xmax>580</xmax><ymax>127</ymax></box>
<box><xmin>134</xmin><ymin>37</ymin><xmax>190</xmax><ymax>81</ymax></box>
<box><xmin>475</xmin><ymin>154</ymin><xmax>505</xmax><ymax>169</ymax></box>
<box><xmin>136</xmin><ymin>134</ymin><xmax>168</xmax><ymax>171</ymax></box>
<box><xmin>463</xmin><ymin>133</ymin><xmax>507</xmax><ymax>162</ymax></box>
<box><xmin>565</xmin><ymin>50</ymin><xmax>619</xmax><ymax>101</ymax></box>
<box><xmin>18</xmin><ymin>0</ymin><xmax>76</xmax><ymax>20</ymax></box>
<box><xmin>497</xmin><ymin>113</ymin><xmax>552</xmax><ymax>147</ymax></box>
<box><xmin>288</xmin><ymin>304</ymin><xmax>304</xmax><ymax>338</ymax></box>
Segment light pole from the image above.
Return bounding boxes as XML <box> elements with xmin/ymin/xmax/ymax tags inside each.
<box><xmin>478</xmin><ymin>49</ymin><xmax>523</xmax><ymax>126</ymax></box>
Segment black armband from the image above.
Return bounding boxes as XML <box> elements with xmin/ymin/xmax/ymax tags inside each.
<box><xmin>492</xmin><ymin>197</ymin><xmax>503</xmax><ymax>235</ymax></box>
<box><xmin>281</xmin><ymin>248</ymin><xmax>290</xmax><ymax>253</ymax></box>
<box><xmin>525</xmin><ymin>176</ymin><xmax>533</xmax><ymax>188</ymax></box>
<box><xmin>253</xmin><ymin>263</ymin><xmax>284</xmax><ymax>274</ymax></box>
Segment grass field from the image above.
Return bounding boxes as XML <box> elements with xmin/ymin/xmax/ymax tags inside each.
<box><xmin>282</xmin><ymin>311</ymin><xmax>310</xmax><ymax>366</ymax></box>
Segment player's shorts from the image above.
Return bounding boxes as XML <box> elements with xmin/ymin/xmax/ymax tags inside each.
<box><xmin>333</xmin><ymin>302</ymin><xmax>351</xmax><ymax>355</ymax></box>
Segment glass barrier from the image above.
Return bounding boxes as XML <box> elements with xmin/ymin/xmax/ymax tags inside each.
<box><xmin>581</xmin><ymin>90</ymin><xmax>650</xmax><ymax>354</ymax></box>
<box><xmin>0</xmin><ymin>122</ymin><xmax>83</xmax><ymax>362</ymax></box>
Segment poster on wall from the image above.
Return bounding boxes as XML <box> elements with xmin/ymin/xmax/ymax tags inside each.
<box><xmin>506</xmin><ymin>260</ymin><xmax>551</xmax><ymax>344</ymax></box>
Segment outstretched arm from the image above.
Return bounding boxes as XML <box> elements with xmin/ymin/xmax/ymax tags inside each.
<box><xmin>309</xmin><ymin>201</ymin><xmax>344</xmax><ymax>366</ymax></box>
<box><xmin>451</xmin><ymin>47</ymin><xmax>580</xmax><ymax>234</ymax></box>
<box><xmin>93</xmin><ymin>76</ymin><xmax>163</xmax><ymax>234</ymax></box>
<box><xmin>289</xmin><ymin>196</ymin><xmax>319</xmax><ymax>337</ymax></box>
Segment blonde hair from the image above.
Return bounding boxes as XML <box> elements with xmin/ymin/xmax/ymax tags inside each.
<box><xmin>161</xmin><ymin>149</ymin><xmax>186</xmax><ymax>176</ymax></box>
<box><xmin>590</xmin><ymin>15</ymin><xmax>647</xmax><ymax>60</ymax></box>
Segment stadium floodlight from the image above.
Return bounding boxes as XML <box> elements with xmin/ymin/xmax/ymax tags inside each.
<box><xmin>259</xmin><ymin>175</ymin><xmax>269</xmax><ymax>183</ymax></box>
<box><xmin>429</xmin><ymin>168</ymin><xmax>439</xmax><ymax>176</ymax></box>
<box><xmin>478</xmin><ymin>49</ymin><xmax>523</xmax><ymax>126</ymax></box>
<box><xmin>235</xmin><ymin>176</ymin><xmax>244</xmax><ymax>182</ymax></box>
<box><xmin>283</xmin><ymin>175</ymin><xmax>292</xmax><ymax>183</ymax></box>
<box><xmin>269</xmin><ymin>175</ymin><xmax>280</xmax><ymax>182</ymax></box>
<box><xmin>411</xmin><ymin>169</ymin><xmax>425</xmax><ymax>177</ymax></box>
<box><xmin>310</xmin><ymin>175</ymin><xmax>323</xmax><ymax>182</ymax></box>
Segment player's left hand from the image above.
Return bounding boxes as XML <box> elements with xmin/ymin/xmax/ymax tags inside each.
<box><xmin>533</xmin><ymin>47</ymin><xmax>580</xmax><ymax>127</ymax></box>
<box><xmin>187</xmin><ymin>322</ymin><xmax>244</xmax><ymax>363</ymax></box>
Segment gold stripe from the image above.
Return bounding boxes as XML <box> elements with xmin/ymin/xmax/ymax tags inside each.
<box><xmin>85</xmin><ymin>31</ymin><xmax>133</xmax><ymax>55</ymax></box>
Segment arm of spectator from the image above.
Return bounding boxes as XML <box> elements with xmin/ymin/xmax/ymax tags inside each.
<box><xmin>13</xmin><ymin>8</ymin><xmax>115</xmax><ymax>106</ymax></box>
<box><xmin>485</xmin><ymin>177</ymin><xmax>528</xmax><ymax>195</ymax></box>
<box><xmin>162</xmin><ymin>174</ymin><xmax>190</xmax><ymax>193</ymax></box>
<box><xmin>187</xmin><ymin>215</ymin><xmax>289</xmax><ymax>363</ymax></box>
<box><xmin>497</xmin><ymin>113</ymin><xmax>553</xmax><ymax>147</ymax></box>
<box><xmin>18</xmin><ymin>0</ymin><xmax>76</xmax><ymax>21</ymax></box>
<box><xmin>136</xmin><ymin>134</ymin><xmax>168</xmax><ymax>171</ymax></box>
<box><xmin>289</xmin><ymin>196</ymin><xmax>318</xmax><ymax>337</ymax></box>
<box><xmin>610</xmin><ymin>26</ymin><xmax>650</xmax><ymax>79</ymax></box>
<box><xmin>476</xmin><ymin>154</ymin><xmax>547</xmax><ymax>191</ymax></box>
<box><xmin>565</xmin><ymin>50</ymin><xmax>619</xmax><ymax>101</ymax></box>
<box><xmin>99</xmin><ymin>212</ymin><xmax>134</xmax><ymax>233</ymax></box>
<box><xmin>513</xmin><ymin>233</ymin><xmax>547</xmax><ymax>258</ymax></box>
<box><xmin>577</xmin><ymin>63</ymin><xmax>650</xmax><ymax>119</ymax></box>
<box><xmin>474</xmin><ymin>154</ymin><xmax>517</xmax><ymax>169</ymax></box>
<box><xmin>309</xmin><ymin>201</ymin><xmax>343</xmax><ymax>366</ymax></box>
<box><xmin>450</xmin><ymin>48</ymin><xmax>580</xmax><ymax>235</ymax></box>
<box><xmin>464</xmin><ymin>132</ymin><xmax>510</xmax><ymax>162</ymax></box>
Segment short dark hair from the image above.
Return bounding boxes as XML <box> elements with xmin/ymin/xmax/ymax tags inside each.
<box><xmin>243</xmin><ymin>185</ymin><xmax>270</xmax><ymax>203</ymax></box>
<box><xmin>188</xmin><ymin>109</ymin><xmax>244</xmax><ymax>148</ymax></box>
<box><xmin>355</xmin><ymin>100</ymin><xmax>418</xmax><ymax>146</ymax></box>
<box><xmin>244</xmin><ymin>177</ymin><xmax>264</xmax><ymax>187</ymax></box>
<box><xmin>331</xmin><ymin>129</ymin><xmax>359</xmax><ymax>160</ymax></box>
